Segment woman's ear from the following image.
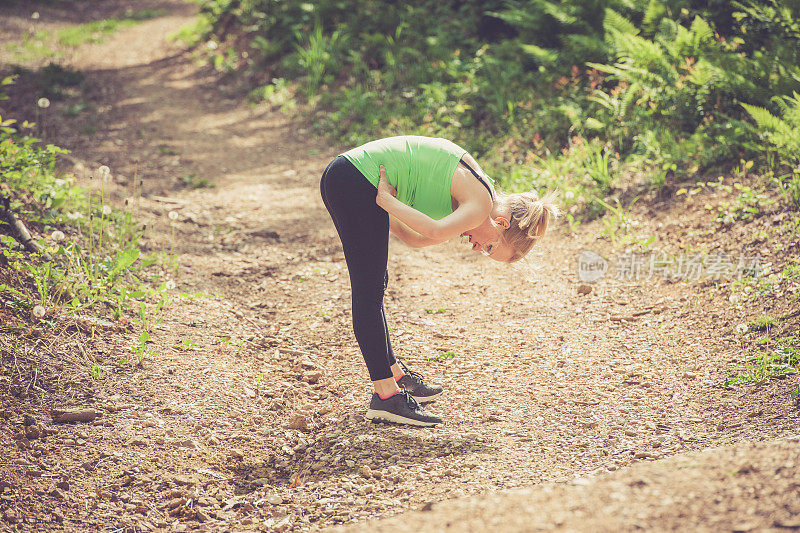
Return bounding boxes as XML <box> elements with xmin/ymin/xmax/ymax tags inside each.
<box><xmin>494</xmin><ymin>216</ymin><xmax>511</xmax><ymax>230</ymax></box>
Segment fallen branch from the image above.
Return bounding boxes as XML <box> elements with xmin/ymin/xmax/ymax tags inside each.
<box><xmin>51</xmin><ymin>408</ymin><xmax>100</xmax><ymax>423</ymax></box>
<box><xmin>0</xmin><ymin>195</ymin><xmax>53</xmax><ymax>261</ymax></box>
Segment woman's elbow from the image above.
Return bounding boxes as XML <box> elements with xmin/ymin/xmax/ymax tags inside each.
<box><xmin>427</xmin><ymin>226</ymin><xmax>448</xmax><ymax>241</ymax></box>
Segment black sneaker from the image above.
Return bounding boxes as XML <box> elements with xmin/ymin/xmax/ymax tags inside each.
<box><xmin>396</xmin><ymin>361</ymin><xmax>443</xmax><ymax>403</ymax></box>
<box><xmin>365</xmin><ymin>391</ymin><xmax>442</xmax><ymax>427</ymax></box>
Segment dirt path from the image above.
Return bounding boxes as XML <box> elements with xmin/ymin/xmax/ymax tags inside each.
<box><xmin>2</xmin><ymin>2</ymin><xmax>798</xmax><ymax>531</ymax></box>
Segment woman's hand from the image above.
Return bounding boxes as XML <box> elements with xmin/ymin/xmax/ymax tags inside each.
<box><xmin>376</xmin><ymin>164</ymin><xmax>397</xmax><ymax>206</ymax></box>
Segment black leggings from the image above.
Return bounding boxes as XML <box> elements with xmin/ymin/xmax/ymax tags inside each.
<box><xmin>319</xmin><ymin>156</ymin><xmax>396</xmax><ymax>381</ymax></box>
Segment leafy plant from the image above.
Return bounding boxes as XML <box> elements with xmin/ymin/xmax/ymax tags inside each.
<box><xmin>593</xmin><ymin>196</ymin><xmax>639</xmax><ymax>248</ymax></box>
<box><xmin>725</xmin><ymin>335</ymin><xmax>799</xmax><ymax>396</ymax></box>
<box><xmin>89</xmin><ymin>364</ymin><xmax>106</xmax><ymax>380</ymax></box>
<box><xmin>429</xmin><ymin>350</ymin><xmax>456</xmax><ymax>362</ymax></box>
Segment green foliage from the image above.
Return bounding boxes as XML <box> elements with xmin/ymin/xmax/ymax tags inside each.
<box><xmin>743</xmin><ymin>92</ymin><xmax>800</xmax><ymax>172</ymax></box>
<box><xmin>189</xmin><ymin>0</ymin><xmax>800</xmax><ymax>220</ymax></box>
<box><xmin>57</xmin><ymin>10</ymin><xmax>164</xmax><ymax>47</ymax></box>
<box><xmin>0</xmin><ymin>77</ymin><xmax>177</xmax><ymax>373</ymax></box>
<box><xmin>725</xmin><ymin>335</ymin><xmax>799</xmax><ymax>396</ymax></box>
<box><xmin>429</xmin><ymin>350</ymin><xmax>456</xmax><ymax>362</ymax></box>
<box><xmin>748</xmin><ymin>312</ymin><xmax>776</xmax><ymax>332</ymax></box>
<box><xmin>5</xmin><ymin>10</ymin><xmax>164</xmax><ymax>63</ymax></box>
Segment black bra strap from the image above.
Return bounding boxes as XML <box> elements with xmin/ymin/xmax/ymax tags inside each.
<box><xmin>459</xmin><ymin>158</ymin><xmax>494</xmax><ymax>200</ymax></box>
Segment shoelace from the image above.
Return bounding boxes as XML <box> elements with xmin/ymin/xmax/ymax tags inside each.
<box><xmin>398</xmin><ymin>361</ymin><xmax>425</xmax><ymax>384</ymax></box>
<box><xmin>399</xmin><ymin>390</ymin><xmax>422</xmax><ymax>410</ymax></box>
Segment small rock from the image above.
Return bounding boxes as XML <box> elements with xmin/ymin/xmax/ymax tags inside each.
<box><xmin>52</xmin><ymin>508</ymin><xmax>64</xmax><ymax>522</ymax></box>
<box><xmin>775</xmin><ymin>517</ymin><xmax>800</xmax><ymax>528</ymax></box>
<box><xmin>49</xmin><ymin>487</ymin><xmax>66</xmax><ymax>500</ymax></box>
<box><xmin>267</xmin><ymin>494</ymin><xmax>283</xmax><ymax>505</ymax></box>
<box><xmin>287</xmin><ymin>415</ymin><xmax>308</xmax><ymax>430</ymax></box>
<box><xmin>25</xmin><ymin>424</ymin><xmax>42</xmax><ymax>440</ymax></box>
<box><xmin>176</xmin><ymin>439</ymin><xmax>200</xmax><ymax>450</ymax></box>
<box><xmin>129</xmin><ymin>438</ymin><xmax>148</xmax><ymax>446</ymax></box>
<box><xmin>167</xmin><ymin>497</ymin><xmax>187</xmax><ymax>509</ymax></box>
<box><xmin>172</xmin><ymin>475</ymin><xmax>195</xmax><ymax>487</ymax></box>
<box><xmin>196</xmin><ymin>508</ymin><xmax>211</xmax><ymax>523</ymax></box>
<box><xmin>577</xmin><ymin>284</ymin><xmax>592</xmax><ymax>295</ymax></box>
<box><xmin>359</xmin><ymin>466</ymin><xmax>373</xmax><ymax>479</ymax></box>
<box><xmin>3</xmin><ymin>508</ymin><xmax>17</xmax><ymax>523</ymax></box>
<box><xmin>302</xmin><ymin>371</ymin><xmax>322</xmax><ymax>384</ymax></box>
<box><xmin>23</xmin><ymin>414</ymin><xmax>36</xmax><ymax>426</ymax></box>
<box><xmin>56</xmin><ymin>480</ymin><xmax>69</xmax><ymax>491</ymax></box>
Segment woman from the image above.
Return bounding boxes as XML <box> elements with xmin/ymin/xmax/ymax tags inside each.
<box><xmin>319</xmin><ymin>136</ymin><xmax>558</xmax><ymax>426</ymax></box>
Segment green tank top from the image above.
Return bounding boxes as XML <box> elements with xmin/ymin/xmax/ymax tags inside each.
<box><xmin>341</xmin><ymin>136</ymin><xmax>489</xmax><ymax>220</ymax></box>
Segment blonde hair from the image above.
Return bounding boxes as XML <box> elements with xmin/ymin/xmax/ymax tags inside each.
<box><xmin>495</xmin><ymin>191</ymin><xmax>560</xmax><ymax>262</ymax></box>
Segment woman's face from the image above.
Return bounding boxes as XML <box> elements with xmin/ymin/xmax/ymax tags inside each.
<box><xmin>461</xmin><ymin>216</ymin><xmax>514</xmax><ymax>262</ymax></box>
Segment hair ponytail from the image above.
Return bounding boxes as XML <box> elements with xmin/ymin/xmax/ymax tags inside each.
<box><xmin>496</xmin><ymin>190</ymin><xmax>560</xmax><ymax>262</ymax></box>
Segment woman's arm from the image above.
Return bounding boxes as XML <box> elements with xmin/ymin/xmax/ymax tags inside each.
<box><xmin>389</xmin><ymin>216</ymin><xmax>449</xmax><ymax>248</ymax></box>
<box><xmin>376</xmin><ymin>165</ymin><xmax>489</xmax><ymax>242</ymax></box>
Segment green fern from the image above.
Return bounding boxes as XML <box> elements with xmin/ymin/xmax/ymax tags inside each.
<box><xmin>743</xmin><ymin>93</ymin><xmax>800</xmax><ymax>167</ymax></box>
<box><xmin>603</xmin><ymin>8</ymin><xmax>638</xmax><ymax>36</ymax></box>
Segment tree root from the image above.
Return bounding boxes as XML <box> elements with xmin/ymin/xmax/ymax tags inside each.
<box><xmin>0</xmin><ymin>195</ymin><xmax>53</xmax><ymax>262</ymax></box>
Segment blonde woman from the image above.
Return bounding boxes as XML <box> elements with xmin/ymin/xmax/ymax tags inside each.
<box><xmin>319</xmin><ymin>136</ymin><xmax>558</xmax><ymax>426</ymax></box>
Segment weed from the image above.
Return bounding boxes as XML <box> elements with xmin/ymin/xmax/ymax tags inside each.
<box><xmin>748</xmin><ymin>312</ymin><xmax>776</xmax><ymax>332</ymax></box>
<box><xmin>89</xmin><ymin>364</ymin><xmax>106</xmax><ymax>380</ymax></box>
<box><xmin>179</xmin><ymin>338</ymin><xmax>197</xmax><ymax>351</ymax></box>
<box><xmin>715</xmin><ymin>183</ymin><xmax>773</xmax><ymax>224</ymax></box>
<box><xmin>213</xmin><ymin>336</ymin><xmax>231</xmax><ymax>346</ymax></box>
<box><xmin>293</xmin><ymin>25</ymin><xmax>348</xmax><ymax>96</ymax></box>
<box><xmin>429</xmin><ymin>350</ymin><xmax>455</xmax><ymax>362</ymax></box>
<box><xmin>585</xmin><ymin>145</ymin><xmax>614</xmax><ymax>193</ymax></box>
<box><xmin>180</xmin><ymin>173</ymin><xmax>215</xmax><ymax>189</ymax></box>
<box><xmin>126</xmin><ymin>330</ymin><xmax>157</xmax><ymax>367</ymax></box>
<box><xmin>424</xmin><ymin>308</ymin><xmax>447</xmax><ymax>314</ymax></box>
<box><xmin>157</xmin><ymin>145</ymin><xmax>178</xmax><ymax>156</ymax></box>
<box><xmin>725</xmin><ymin>335</ymin><xmax>799</xmax><ymax>395</ymax></box>
<box><xmin>565</xmin><ymin>213</ymin><xmax>579</xmax><ymax>234</ymax></box>
<box><xmin>593</xmin><ymin>196</ymin><xmax>639</xmax><ymax>249</ymax></box>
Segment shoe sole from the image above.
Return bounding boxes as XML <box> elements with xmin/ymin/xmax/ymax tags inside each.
<box><xmin>410</xmin><ymin>390</ymin><xmax>443</xmax><ymax>404</ymax></box>
<box><xmin>365</xmin><ymin>409</ymin><xmax>440</xmax><ymax>427</ymax></box>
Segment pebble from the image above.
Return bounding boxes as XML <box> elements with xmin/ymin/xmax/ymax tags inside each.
<box><xmin>287</xmin><ymin>415</ymin><xmax>308</xmax><ymax>430</ymax></box>
<box><xmin>267</xmin><ymin>494</ymin><xmax>283</xmax><ymax>505</ymax></box>
<box><xmin>360</xmin><ymin>466</ymin><xmax>373</xmax><ymax>479</ymax></box>
<box><xmin>177</xmin><ymin>439</ymin><xmax>200</xmax><ymax>449</ymax></box>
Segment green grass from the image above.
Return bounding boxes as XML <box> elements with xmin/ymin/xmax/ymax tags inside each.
<box><xmin>56</xmin><ymin>10</ymin><xmax>164</xmax><ymax>47</ymax></box>
<box><xmin>4</xmin><ymin>10</ymin><xmax>164</xmax><ymax>63</ymax></box>
<box><xmin>5</xmin><ymin>30</ymin><xmax>58</xmax><ymax>62</ymax></box>
<box><xmin>748</xmin><ymin>312</ymin><xmax>777</xmax><ymax>332</ymax></box>
<box><xmin>429</xmin><ymin>350</ymin><xmax>456</xmax><ymax>362</ymax></box>
<box><xmin>725</xmin><ymin>336</ymin><xmax>800</xmax><ymax>397</ymax></box>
